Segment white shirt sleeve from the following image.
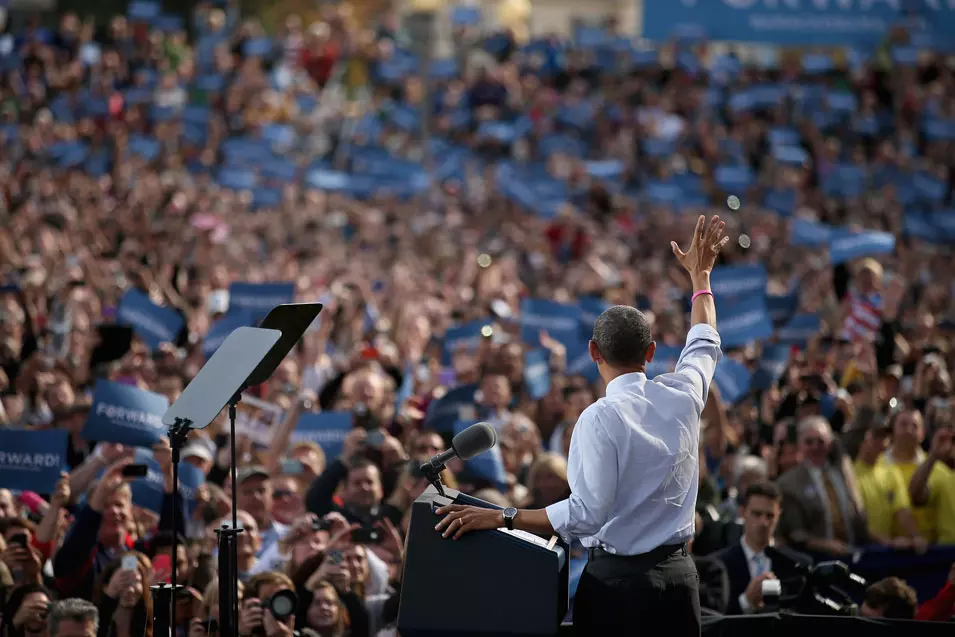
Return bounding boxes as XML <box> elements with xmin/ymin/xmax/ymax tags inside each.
<box><xmin>545</xmin><ymin>407</ymin><xmax>619</xmax><ymax>543</ymax></box>
<box><xmin>654</xmin><ymin>323</ymin><xmax>722</xmax><ymax>410</ymax></box>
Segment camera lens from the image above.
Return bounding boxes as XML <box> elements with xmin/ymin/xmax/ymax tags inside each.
<box><xmin>268</xmin><ymin>590</ymin><xmax>298</xmax><ymax>620</ymax></box>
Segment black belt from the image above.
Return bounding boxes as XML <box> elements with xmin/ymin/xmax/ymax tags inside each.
<box><xmin>588</xmin><ymin>542</ymin><xmax>688</xmax><ymax>565</ymax></box>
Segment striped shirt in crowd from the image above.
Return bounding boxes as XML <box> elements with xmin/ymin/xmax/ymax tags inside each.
<box><xmin>842</xmin><ymin>289</ymin><xmax>882</xmax><ymax>342</ymax></box>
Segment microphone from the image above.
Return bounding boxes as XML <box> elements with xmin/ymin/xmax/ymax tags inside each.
<box><xmin>419</xmin><ymin>422</ymin><xmax>498</xmax><ymax>496</ymax></box>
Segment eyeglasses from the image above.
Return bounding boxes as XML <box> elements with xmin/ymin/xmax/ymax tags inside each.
<box><xmin>273</xmin><ymin>489</ymin><xmax>295</xmax><ymax>499</ymax></box>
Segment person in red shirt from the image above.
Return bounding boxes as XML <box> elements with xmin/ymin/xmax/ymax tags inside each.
<box><xmin>916</xmin><ymin>563</ymin><xmax>955</xmax><ymax>622</ymax></box>
<box><xmin>544</xmin><ymin>208</ymin><xmax>590</xmax><ymax>263</ymax></box>
<box><xmin>300</xmin><ymin>22</ymin><xmax>340</xmax><ymax>88</ymax></box>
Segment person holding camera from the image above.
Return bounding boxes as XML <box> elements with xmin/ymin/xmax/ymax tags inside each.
<box><xmin>5</xmin><ymin>584</ymin><xmax>52</xmax><ymax>637</ymax></box>
<box><xmin>305</xmin><ymin>428</ymin><xmax>403</xmax><ymax>529</ymax></box>
<box><xmin>712</xmin><ymin>482</ymin><xmax>811</xmax><ymax>614</ymax></box>
<box><xmin>238</xmin><ymin>572</ymin><xmax>310</xmax><ymax>637</ymax></box>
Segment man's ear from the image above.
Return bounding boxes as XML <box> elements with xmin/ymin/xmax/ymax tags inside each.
<box><xmin>645</xmin><ymin>341</ymin><xmax>656</xmax><ymax>364</ymax></box>
<box><xmin>589</xmin><ymin>340</ymin><xmax>602</xmax><ymax>364</ymax></box>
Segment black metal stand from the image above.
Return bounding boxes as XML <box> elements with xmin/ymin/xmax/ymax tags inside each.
<box><xmin>160</xmin><ymin>394</ymin><xmax>248</xmax><ymax>637</ymax></box>
<box><xmin>151</xmin><ymin>583</ymin><xmax>174</xmax><ymax>637</ymax></box>
<box><xmin>218</xmin><ymin>390</ymin><xmax>246</xmax><ymax>637</ymax></box>
<box><xmin>165</xmin><ymin>417</ymin><xmax>193</xmax><ymax>637</ymax></box>
<box><xmin>419</xmin><ymin>459</ymin><xmax>447</xmax><ymax>498</ymax></box>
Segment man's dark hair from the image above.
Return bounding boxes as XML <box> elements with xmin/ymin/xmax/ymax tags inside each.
<box><xmin>348</xmin><ymin>457</ymin><xmax>381</xmax><ymax>474</ymax></box>
<box><xmin>145</xmin><ymin>530</ymin><xmax>187</xmax><ymax>558</ymax></box>
<box><xmin>739</xmin><ymin>481</ymin><xmax>781</xmax><ymax>508</ymax></box>
<box><xmin>863</xmin><ymin>577</ymin><xmax>918</xmax><ymax>619</ymax></box>
<box><xmin>591</xmin><ymin>306</ymin><xmax>653</xmax><ymax>368</ymax></box>
<box><xmin>49</xmin><ymin>599</ymin><xmax>99</xmax><ymax>637</ymax></box>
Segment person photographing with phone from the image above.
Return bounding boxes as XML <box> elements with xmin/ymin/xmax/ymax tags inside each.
<box><xmin>52</xmin><ymin>455</ymin><xmax>178</xmax><ymax>601</ymax></box>
<box><xmin>436</xmin><ymin>215</ymin><xmax>729</xmax><ymax>634</ymax></box>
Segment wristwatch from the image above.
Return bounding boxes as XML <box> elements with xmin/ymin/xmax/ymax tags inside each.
<box><xmin>503</xmin><ymin>507</ymin><xmax>518</xmax><ymax>531</ymax></box>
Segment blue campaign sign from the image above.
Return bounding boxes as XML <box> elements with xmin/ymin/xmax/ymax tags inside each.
<box><xmin>565</xmin><ymin>339</ymin><xmax>601</xmax><ymax>384</ymax></box>
<box><xmin>0</xmin><ymin>429</ymin><xmax>69</xmax><ymax>493</ymax></box>
<box><xmin>790</xmin><ymin>218</ymin><xmax>834</xmax><ymax>248</ymax></box>
<box><xmin>642</xmin><ymin>1</ymin><xmax>955</xmax><ymax>47</ymax></box>
<box><xmin>453</xmin><ymin>420</ymin><xmax>507</xmax><ymax>492</ymax></box>
<box><xmin>228</xmin><ymin>282</ymin><xmax>295</xmax><ymax>320</ymax></box>
<box><xmin>82</xmin><ymin>380</ymin><xmax>169</xmax><ymax>448</ymax></box>
<box><xmin>291</xmin><ymin>412</ymin><xmax>353</xmax><ymax>460</ymax></box>
<box><xmin>713</xmin><ymin>358</ymin><xmax>752</xmax><ymax>405</ymax></box>
<box><xmin>442</xmin><ymin>319</ymin><xmax>491</xmax><ymax>364</ymax></box>
<box><xmin>523</xmin><ymin>348</ymin><xmax>552</xmax><ymax>400</ymax></box>
<box><xmin>203</xmin><ymin>310</ymin><xmax>255</xmax><ymax>358</ymax></box>
<box><xmin>710</xmin><ymin>264</ymin><xmax>768</xmax><ymax>299</ymax></box>
<box><xmin>829</xmin><ymin>230</ymin><xmax>895</xmax><ymax>265</ymax></box>
<box><xmin>423</xmin><ymin>384</ymin><xmax>481</xmax><ymax>433</ymax></box>
<box><xmin>777</xmin><ymin>313</ymin><xmax>821</xmax><ymax>347</ymax></box>
<box><xmin>752</xmin><ymin>344</ymin><xmax>791</xmax><ymax>392</ymax></box>
<box><xmin>116</xmin><ymin>289</ymin><xmax>185</xmax><ymax>351</ymax></box>
<box><xmin>178</xmin><ymin>461</ymin><xmax>206</xmax><ymax>519</ymax></box>
<box><xmin>767</xmin><ymin>292</ymin><xmax>799</xmax><ymax>328</ymax></box>
<box><xmin>129</xmin><ymin>448</ymin><xmax>165</xmax><ymax>514</ymax></box>
<box><xmin>645</xmin><ymin>345</ymin><xmax>683</xmax><ymax>379</ymax></box>
<box><xmin>717</xmin><ymin>295</ymin><xmax>774</xmax><ymax>350</ymax></box>
<box><xmin>520</xmin><ymin>298</ymin><xmax>583</xmax><ymax>351</ymax></box>
<box><xmin>577</xmin><ymin>296</ymin><xmax>612</xmax><ymax>339</ymax></box>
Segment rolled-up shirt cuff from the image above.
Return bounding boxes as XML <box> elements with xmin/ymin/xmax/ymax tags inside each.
<box><xmin>545</xmin><ymin>499</ymin><xmax>572</xmax><ymax>543</ymax></box>
<box><xmin>686</xmin><ymin>323</ymin><xmax>721</xmax><ymax>345</ymax></box>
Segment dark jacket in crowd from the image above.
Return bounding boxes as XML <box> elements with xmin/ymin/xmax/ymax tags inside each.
<box><xmin>52</xmin><ymin>494</ymin><xmax>183</xmax><ymax>601</ymax></box>
<box><xmin>712</xmin><ymin>543</ymin><xmax>812</xmax><ymax>615</ymax></box>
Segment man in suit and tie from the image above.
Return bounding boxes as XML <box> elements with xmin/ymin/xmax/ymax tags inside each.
<box><xmin>776</xmin><ymin>416</ymin><xmax>869</xmax><ymax>556</ymax></box>
<box><xmin>713</xmin><ymin>482</ymin><xmax>812</xmax><ymax>614</ymax></box>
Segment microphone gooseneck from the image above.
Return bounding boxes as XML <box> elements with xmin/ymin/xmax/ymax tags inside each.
<box><xmin>419</xmin><ymin>422</ymin><xmax>498</xmax><ymax>496</ymax></box>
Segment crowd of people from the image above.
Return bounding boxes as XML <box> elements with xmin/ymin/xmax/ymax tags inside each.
<box><xmin>1</xmin><ymin>0</ymin><xmax>955</xmax><ymax>635</ymax></box>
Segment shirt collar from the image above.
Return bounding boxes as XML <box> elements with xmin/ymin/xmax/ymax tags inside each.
<box><xmin>741</xmin><ymin>536</ymin><xmax>773</xmax><ymax>560</ymax></box>
<box><xmin>604</xmin><ymin>371</ymin><xmax>645</xmax><ymax>397</ymax></box>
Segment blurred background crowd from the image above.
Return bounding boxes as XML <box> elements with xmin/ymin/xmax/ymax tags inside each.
<box><xmin>1</xmin><ymin>0</ymin><xmax>955</xmax><ymax>635</ymax></box>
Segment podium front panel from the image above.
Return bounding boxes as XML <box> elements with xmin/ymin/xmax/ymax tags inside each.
<box><xmin>398</xmin><ymin>488</ymin><xmax>568</xmax><ymax>637</ymax></box>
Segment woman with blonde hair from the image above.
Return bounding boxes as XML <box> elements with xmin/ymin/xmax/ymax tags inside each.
<box><xmin>525</xmin><ymin>453</ymin><xmax>570</xmax><ymax>509</ymax></box>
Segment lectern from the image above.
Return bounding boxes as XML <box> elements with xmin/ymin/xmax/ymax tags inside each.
<box><xmin>398</xmin><ymin>486</ymin><xmax>569</xmax><ymax>637</ymax></box>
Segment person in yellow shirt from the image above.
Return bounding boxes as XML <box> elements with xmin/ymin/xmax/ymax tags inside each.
<box><xmin>909</xmin><ymin>426</ymin><xmax>955</xmax><ymax>545</ymax></box>
<box><xmin>880</xmin><ymin>409</ymin><xmax>943</xmax><ymax>541</ymax></box>
<box><xmin>854</xmin><ymin>422</ymin><xmax>927</xmax><ymax>550</ymax></box>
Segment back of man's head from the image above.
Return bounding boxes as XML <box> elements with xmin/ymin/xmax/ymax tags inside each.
<box><xmin>49</xmin><ymin>599</ymin><xmax>99</xmax><ymax>637</ymax></box>
<box><xmin>862</xmin><ymin>577</ymin><xmax>918</xmax><ymax>619</ymax></box>
<box><xmin>592</xmin><ymin>306</ymin><xmax>653</xmax><ymax>369</ymax></box>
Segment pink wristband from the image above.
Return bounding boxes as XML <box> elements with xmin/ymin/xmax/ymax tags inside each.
<box><xmin>691</xmin><ymin>289</ymin><xmax>713</xmax><ymax>303</ymax></box>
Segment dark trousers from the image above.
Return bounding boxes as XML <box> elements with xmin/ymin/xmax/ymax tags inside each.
<box><xmin>573</xmin><ymin>543</ymin><xmax>701</xmax><ymax>636</ymax></box>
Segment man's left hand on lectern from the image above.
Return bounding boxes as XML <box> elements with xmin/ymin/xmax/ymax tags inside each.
<box><xmin>435</xmin><ymin>504</ymin><xmax>503</xmax><ymax>540</ymax></box>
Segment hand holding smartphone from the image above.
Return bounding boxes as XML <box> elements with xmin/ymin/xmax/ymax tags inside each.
<box><xmin>122</xmin><ymin>555</ymin><xmax>139</xmax><ymax>571</ymax></box>
<box><xmin>121</xmin><ymin>464</ymin><xmax>149</xmax><ymax>479</ymax></box>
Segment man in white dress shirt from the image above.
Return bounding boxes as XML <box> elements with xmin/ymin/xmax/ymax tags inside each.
<box><xmin>436</xmin><ymin>215</ymin><xmax>729</xmax><ymax>635</ymax></box>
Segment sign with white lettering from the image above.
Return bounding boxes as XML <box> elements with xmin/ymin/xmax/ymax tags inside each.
<box><xmin>292</xmin><ymin>412</ymin><xmax>353</xmax><ymax>459</ymax></box>
<box><xmin>0</xmin><ymin>429</ymin><xmax>68</xmax><ymax>493</ymax></box>
<box><xmin>82</xmin><ymin>380</ymin><xmax>170</xmax><ymax>448</ymax></box>
<box><xmin>116</xmin><ymin>289</ymin><xmax>185</xmax><ymax>352</ymax></box>
<box><xmin>233</xmin><ymin>394</ymin><xmax>284</xmax><ymax>447</ymax></box>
